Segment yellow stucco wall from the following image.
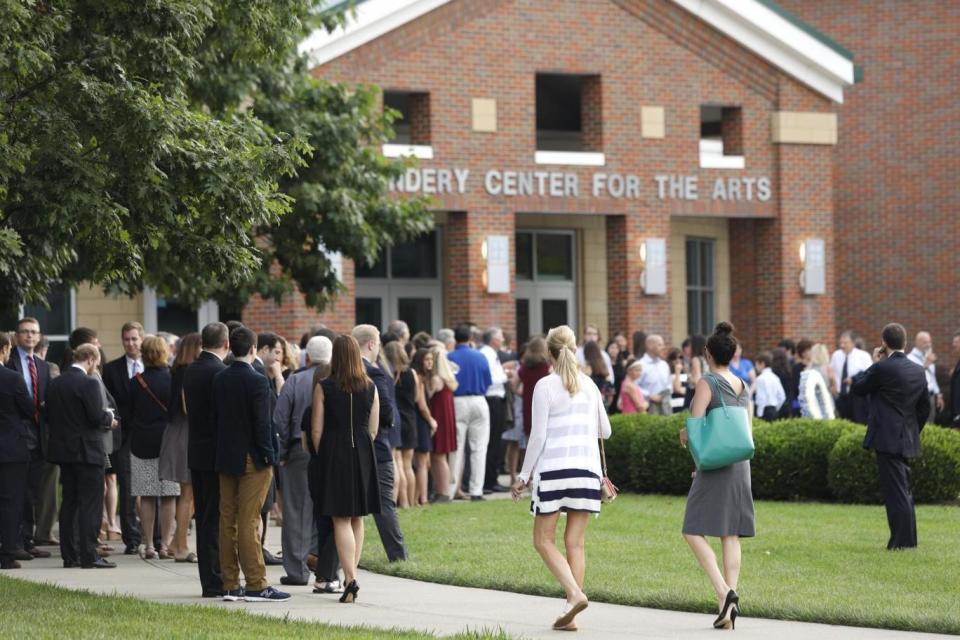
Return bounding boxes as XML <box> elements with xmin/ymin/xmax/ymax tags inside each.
<box><xmin>75</xmin><ymin>284</ymin><xmax>143</xmax><ymax>360</ymax></box>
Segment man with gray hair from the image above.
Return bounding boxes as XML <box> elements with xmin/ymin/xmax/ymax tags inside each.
<box><xmin>274</xmin><ymin>336</ymin><xmax>338</xmax><ymax>589</ymax></box>
<box><xmin>906</xmin><ymin>331</ymin><xmax>943</xmax><ymax>424</ymax></box>
<box><xmin>480</xmin><ymin>328</ymin><xmax>509</xmax><ymax>493</ymax></box>
<box><xmin>638</xmin><ymin>334</ymin><xmax>672</xmax><ymax>415</ymax></box>
<box><xmin>387</xmin><ymin>320</ymin><xmax>410</xmax><ymax>346</ymax></box>
<box><xmin>437</xmin><ymin>328</ymin><xmax>455</xmax><ymax>352</ymax></box>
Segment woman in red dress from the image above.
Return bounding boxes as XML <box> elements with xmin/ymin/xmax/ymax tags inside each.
<box><xmin>517</xmin><ymin>337</ymin><xmax>551</xmax><ymax>437</ymax></box>
<box><xmin>422</xmin><ymin>346</ymin><xmax>457</xmax><ymax>503</ymax></box>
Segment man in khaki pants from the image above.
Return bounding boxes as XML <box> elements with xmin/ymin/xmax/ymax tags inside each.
<box><xmin>213</xmin><ymin>327</ymin><xmax>289</xmax><ymax>602</ymax></box>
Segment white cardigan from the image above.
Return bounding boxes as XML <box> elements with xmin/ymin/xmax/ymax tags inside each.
<box><xmin>799</xmin><ymin>368</ymin><xmax>835</xmax><ymax>419</ymax></box>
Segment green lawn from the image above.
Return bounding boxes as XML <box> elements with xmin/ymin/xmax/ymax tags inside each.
<box><xmin>0</xmin><ymin>576</ymin><xmax>507</xmax><ymax>640</ymax></box>
<box><xmin>361</xmin><ymin>495</ymin><xmax>960</xmax><ymax>635</ymax></box>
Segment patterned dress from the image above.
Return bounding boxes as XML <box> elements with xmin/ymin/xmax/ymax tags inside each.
<box><xmin>518</xmin><ymin>372</ymin><xmax>612</xmax><ymax>515</ymax></box>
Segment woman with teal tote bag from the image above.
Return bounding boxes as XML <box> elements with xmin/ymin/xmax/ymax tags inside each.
<box><xmin>678</xmin><ymin>322</ymin><xmax>755</xmax><ymax>631</ymax></box>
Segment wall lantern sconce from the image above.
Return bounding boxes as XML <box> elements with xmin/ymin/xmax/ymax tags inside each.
<box><xmin>799</xmin><ymin>238</ymin><xmax>826</xmax><ymax>295</ymax></box>
<box><xmin>639</xmin><ymin>238</ymin><xmax>667</xmax><ymax>295</ymax></box>
<box><xmin>482</xmin><ymin>235</ymin><xmax>510</xmax><ymax>294</ymax></box>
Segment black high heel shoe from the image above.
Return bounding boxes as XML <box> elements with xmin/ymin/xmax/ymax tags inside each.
<box><xmin>713</xmin><ymin>590</ymin><xmax>739</xmax><ymax>629</ymax></box>
<box><xmin>339</xmin><ymin>579</ymin><xmax>359</xmax><ymax>603</ymax></box>
<box><xmin>729</xmin><ymin>605</ymin><xmax>739</xmax><ymax>630</ymax></box>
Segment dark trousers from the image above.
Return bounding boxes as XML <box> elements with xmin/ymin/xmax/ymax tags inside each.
<box><xmin>112</xmin><ymin>439</ymin><xmax>141</xmax><ymax>548</ymax></box>
<box><xmin>371</xmin><ymin>457</ymin><xmax>408</xmax><ymax>562</ymax></box>
<box><xmin>59</xmin><ymin>463</ymin><xmax>105</xmax><ymax>566</ymax></box>
<box><xmin>484</xmin><ymin>396</ymin><xmax>507</xmax><ymax>490</ymax></box>
<box><xmin>312</xmin><ymin>515</ymin><xmax>342</xmax><ymax>582</ymax></box>
<box><xmin>837</xmin><ymin>393</ymin><xmax>869</xmax><ymax>424</ymax></box>
<box><xmin>20</xmin><ymin>448</ymin><xmax>42</xmax><ymax>549</ymax></box>
<box><xmin>191</xmin><ymin>468</ymin><xmax>223</xmax><ymax>594</ymax></box>
<box><xmin>280</xmin><ymin>444</ymin><xmax>317</xmax><ymax>582</ymax></box>
<box><xmin>0</xmin><ymin>462</ymin><xmax>28</xmax><ymax>564</ymax></box>
<box><xmin>876</xmin><ymin>452</ymin><xmax>918</xmax><ymax>549</ymax></box>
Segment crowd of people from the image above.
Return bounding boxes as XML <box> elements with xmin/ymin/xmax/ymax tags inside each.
<box><xmin>0</xmin><ymin>313</ymin><xmax>957</xmax><ymax>626</ymax></box>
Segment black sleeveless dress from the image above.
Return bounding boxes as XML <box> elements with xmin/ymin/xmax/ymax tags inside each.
<box><xmin>396</xmin><ymin>368</ymin><xmax>418</xmax><ymax>450</ymax></box>
<box><xmin>312</xmin><ymin>379</ymin><xmax>381</xmax><ymax>517</ymax></box>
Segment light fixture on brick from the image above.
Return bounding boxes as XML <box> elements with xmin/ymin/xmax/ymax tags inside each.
<box><xmin>799</xmin><ymin>238</ymin><xmax>826</xmax><ymax>295</ymax></box>
<box><xmin>639</xmin><ymin>238</ymin><xmax>667</xmax><ymax>295</ymax></box>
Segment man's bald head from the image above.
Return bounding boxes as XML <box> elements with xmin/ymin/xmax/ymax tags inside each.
<box><xmin>915</xmin><ymin>331</ymin><xmax>931</xmax><ymax>352</ymax></box>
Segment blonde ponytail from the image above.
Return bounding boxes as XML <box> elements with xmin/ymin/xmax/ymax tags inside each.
<box><xmin>546</xmin><ymin>325</ymin><xmax>580</xmax><ymax>396</ymax></box>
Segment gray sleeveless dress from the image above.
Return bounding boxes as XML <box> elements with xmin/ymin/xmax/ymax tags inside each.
<box><xmin>682</xmin><ymin>372</ymin><xmax>756</xmax><ymax>537</ymax></box>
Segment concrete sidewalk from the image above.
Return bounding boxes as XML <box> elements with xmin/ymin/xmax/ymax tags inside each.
<box><xmin>7</xmin><ymin>527</ymin><xmax>951</xmax><ymax>640</ymax></box>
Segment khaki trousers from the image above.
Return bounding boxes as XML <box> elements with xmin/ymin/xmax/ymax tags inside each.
<box><xmin>219</xmin><ymin>457</ymin><xmax>273</xmax><ymax>591</ymax></box>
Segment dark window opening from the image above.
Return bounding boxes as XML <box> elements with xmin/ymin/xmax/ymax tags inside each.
<box><xmin>686</xmin><ymin>238</ymin><xmax>716</xmax><ymax>337</ymax></box>
<box><xmin>356</xmin><ymin>230</ymin><xmax>438</xmax><ymax>280</ymax></box>
<box><xmin>536</xmin><ymin>74</ymin><xmax>601</xmax><ymax>152</ymax></box>
<box><xmin>700</xmin><ymin>105</ymin><xmax>743</xmax><ymax>165</ymax></box>
<box><xmin>384</xmin><ymin>91</ymin><xmax>431</xmax><ymax>145</ymax></box>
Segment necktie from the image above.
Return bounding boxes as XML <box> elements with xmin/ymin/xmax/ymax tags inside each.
<box><xmin>840</xmin><ymin>355</ymin><xmax>849</xmax><ymax>395</ymax></box>
<box><xmin>28</xmin><ymin>356</ymin><xmax>40</xmax><ymax>423</ymax></box>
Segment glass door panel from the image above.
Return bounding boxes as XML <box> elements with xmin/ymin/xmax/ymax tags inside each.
<box><xmin>516</xmin><ymin>298</ymin><xmax>530</xmax><ymax>345</ymax></box>
<box><xmin>540</xmin><ymin>299</ymin><xmax>569</xmax><ymax>334</ymax></box>
<box><xmin>397</xmin><ymin>297</ymin><xmax>432</xmax><ymax>335</ymax></box>
<box><xmin>355</xmin><ymin>297</ymin><xmax>383</xmax><ymax>330</ymax></box>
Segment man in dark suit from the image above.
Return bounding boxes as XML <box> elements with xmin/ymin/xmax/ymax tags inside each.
<box><xmin>101</xmin><ymin>321</ymin><xmax>145</xmax><ymax>554</ymax></box>
<box><xmin>183</xmin><ymin>321</ymin><xmax>229</xmax><ymax>598</ymax></box>
<box><xmin>852</xmin><ymin>323</ymin><xmax>930</xmax><ymax>550</ymax></box>
<box><xmin>0</xmin><ymin>334</ymin><xmax>35</xmax><ymax>569</ymax></box>
<box><xmin>46</xmin><ymin>344</ymin><xmax>116</xmax><ymax>568</ymax></box>
<box><xmin>213</xmin><ymin>327</ymin><xmax>287</xmax><ymax>602</ymax></box>
<box><xmin>353</xmin><ymin>324</ymin><xmax>408</xmax><ymax>562</ymax></box>
<box><xmin>950</xmin><ymin>330</ymin><xmax>960</xmax><ymax>427</ymax></box>
<box><xmin>5</xmin><ymin>316</ymin><xmax>54</xmax><ymax>557</ymax></box>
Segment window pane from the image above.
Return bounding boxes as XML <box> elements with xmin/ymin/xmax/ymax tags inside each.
<box><xmin>700</xmin><ymin>241</ymin><xmax>714</xmax><ymax>287</ymax></box>
<box><xmin>157</xmin><ymin>298</ymin><xmax>197</xmax><ymax>337</ymax></box>
<box><xmin>686</xmin><ymin>240</ymin><xmax>699</xmax><ymax>287</ymax></box>
<box><xmin>24</xmin><ymin>287</ymin><xmax>70</xmax><ymax>336</ymax></box>
<box><xmin>516</xmin><ymin>233</ymin><xmax>533</xmax><ymax>281</ymax></box>
<box><xmin>701</xmin><ymin>291</ymin><xmax>715</xmax><ymax>334</ymax></box>
<box><xmin>397</xmin><ymin>298</ymin><xmax>432</xmax><ymax>336</ymax></box>
<box><xmin>356</xmin><ymin>298</ymin><xmax>383</xmax><ymax>331</ymax></box>
<box><xmin>356</xmin><ymin>248</ymin><xmax>388</xmax><ymax>279</ymax></box>
<box><xmin>44</xmin><ymin>341</ymin><xmax>67</xmax><ymax>367</ymax></box>
<box><xmin>687</xmin><ymin>291</ymin><xmax>700</xmax><ymax>337</ymax></box>
<box><xmin>541</xmin><ymin>299</ymin><xmax>569</xmax><ymax>334</ymax></box>
<box><xmin>516</xmin><ymin>298</ymin><xmax>530</xmax><ymax>346</ymax></box>
<box><xmin>536</xmin><ymin>234</ymin><xmax>573</xmax><ymax>281</ymax></box>
<box><xmin>391</xmin><ymin>231</ymin><xmax>438</xmax><ymax>279</ymax></box>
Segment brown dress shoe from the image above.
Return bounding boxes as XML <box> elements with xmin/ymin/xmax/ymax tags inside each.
<box><xmin>28</xmin><ymin>548</ymin><xmax>52</xmax><ymax>558</ymax></box>
<box><xmin>0</xmin><ymin>560</ymin><xmax>21</xmax><ymax>569</ymax></box>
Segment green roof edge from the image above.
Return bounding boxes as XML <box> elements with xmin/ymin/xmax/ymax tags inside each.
<box><xmin>755</xmin><ymin>0</ymin><xmax>855</xmax><ymax>62</ymax></box>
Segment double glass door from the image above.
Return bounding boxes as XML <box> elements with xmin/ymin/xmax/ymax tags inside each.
<box><xmin>515</xmin><ymin>230</ymin><xmax>577</xmax><ymax>345</ymax></box>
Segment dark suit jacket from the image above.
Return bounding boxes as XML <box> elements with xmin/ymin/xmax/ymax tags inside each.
<box><xmin>851</xmin><ymin>351</ymin><xmax>930</xmax><ymax>458</ymax></box>
<box><xmin>213</xmin><ymin>361</ymin><xmax>276</xmax><ymax>475</ymax></box>
<box><xmin>129</xmin><ymin>367</ymin><xmax>172</xmax><ymax>457</ymax></box>
<box><xmin>45</xmin><ymin>367</ymin><xmax>112</xmax><ymax>466</ymax></box>
<box><xmin>102</xmin><ymin>356</ymin><xmax>135</xmax><ymax>443</ymax></box>
<box><xmin>950</xmin><ymin>359</ymin><xmax>960</xmax><ymax>426</ymax></box>
<box><xmin>6</xmin><ymin>348</ymin><xmax>51</xmax><ymax>449</ymax></box>
<box><xmin>0</xmin><ymin>366</ymin><xmax>35</xmax><ymax>463</ymax></box>
<box><xmin>183</xmin><ymin>351</ymin><xmax>226</xmax><ymax>471</ymax></box>
<box><xmin>364</xmin><ymin>359</ymin><xmax>396</xmax><ymax>463</ymax></box>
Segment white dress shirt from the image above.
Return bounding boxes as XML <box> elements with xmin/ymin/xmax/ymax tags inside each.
<box><xmin>829</xmin><ymin>348</ymin><xmax>872</xmax><ymax>394</ymax></box>
<box><xmin>576</xmin><ymin>345</ymin><xmax>614</xmax><ymax>384</ymax></box>
<box><xmin>479</xmin><ymin>345</ymin><xmax>507</xmax><ymax>398</ymax></box>
<box><xmin>126</xmin><ymin>355</ymin><xmax>143</xmax><ymax>379</ymax></box>
<box><xmin>907</xmin><ymin>348</ymin><xmax>940</xmax><ymax>395</ymax></box>
<box><xmin>637</xmin><ymin>354</ymin><xmax>672</xmax><ymax>399</ymax></box>
<box><xmin>755</xmin><ymin>368</ymin><xmax>786</xmax><ymax>417</ymax></box>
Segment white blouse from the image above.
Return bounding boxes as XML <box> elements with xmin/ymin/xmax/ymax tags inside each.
<box><xmin>518</xmin><ymin>372</ymin><xmax>612</xmax><ymax>485</ymax></box>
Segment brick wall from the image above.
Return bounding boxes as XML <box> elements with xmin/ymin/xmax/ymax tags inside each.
<box><xmin>782</xmin><ymin>0</ymin><xmax>960</xmax><ymax>353</ymax></box>
<box><xmin>305</xmin><ymin>0</ymin><xmax>843</xmax><ymax>348</ymax></box>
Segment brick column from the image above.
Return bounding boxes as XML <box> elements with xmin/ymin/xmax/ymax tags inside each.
<box><xmin>581</xmin><ymin>75</ymin><xmax>603</xmax><ymax>152</ymax></box>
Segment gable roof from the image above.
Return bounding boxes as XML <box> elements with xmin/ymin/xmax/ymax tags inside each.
<box><xmin>303</xmin><ymin>0</ymin><xmax>855</xmax><ymax>103</ymax></box>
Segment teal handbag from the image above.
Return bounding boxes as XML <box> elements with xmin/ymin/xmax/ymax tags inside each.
<box><xmin>685</xmin><ymin>375</ymin><xmax>755</xmax><ymax>471</ymax></box>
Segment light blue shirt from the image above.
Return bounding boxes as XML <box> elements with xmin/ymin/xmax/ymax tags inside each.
<box><xmin>17</xmin><ymin>346</ymin><xmax>34</xmax><ymax>398</ymax></box>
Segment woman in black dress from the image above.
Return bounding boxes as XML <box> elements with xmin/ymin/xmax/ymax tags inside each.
<box><xmin>385</xmin><ymin>341</ymin><xmax>417</xmax><ymax>509</ymax></box>
<box><xmin>309</xmin><ymin>335</ymin><xmax>380</xmax><ymax>603</ymax></box>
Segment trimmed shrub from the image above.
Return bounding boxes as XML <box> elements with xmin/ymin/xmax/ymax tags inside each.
<box><xmin>608</xmin><ymin>413</ymin><xmax>960</xmax><ymax>504</ymax></box>
<box><xmin>827</xmin><ymin>430</ymin><xmax>882</xmax><ymax>503</ymax></box>
<box><xmin>751</xmin><ymin>419</ymin><xmax>860</xmax><ymax>500</ymax></box>
<box><xmin>913</xmin><ymin>426</ymin><xmax>960</xmax><ymax>502</ymax></box>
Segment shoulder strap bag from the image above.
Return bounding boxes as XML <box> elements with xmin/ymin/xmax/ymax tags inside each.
<box><xmin>134</xmin><ymin>373</ymin><xmax>168</xmax><ymax>413</ymax></box>
<box><xmin>596</xmin><ymin>385</ymin><xmax>618</xmax><ymax>503</ymax></box>
<box><xmin>685</xmin><ymin>374</ymin><xmax>755</xmax><ymax>471</ymax></box>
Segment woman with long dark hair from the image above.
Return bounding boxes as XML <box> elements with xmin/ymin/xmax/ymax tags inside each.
<box><xmin>410</xmin><ymin>348</ymin><xmax>439</xmax><ymax>506</ymax></box>
<box><xmin>309</xmin><ymin>335</ymin><xmax>380</xmax><ymax>603</ymax></box>
<box><xmin>679</xmin><ymin>322</ymin><xmax>755</xmax><ymax>630</ymax></box>
<box><xmin>384</xmin><ymin>341</ymin><xmax>417</xmax><ymax>508</ymax></box>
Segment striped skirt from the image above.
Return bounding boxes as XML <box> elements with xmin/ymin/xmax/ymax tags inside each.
<box><xmin>530</xmin><ymin>468</ymin><xmax>602</xmax><ymax>516</ymax></box>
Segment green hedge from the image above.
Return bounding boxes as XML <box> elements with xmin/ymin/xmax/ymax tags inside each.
<box><xmin>606</xmin><ymin>413</ymin><xmax>960</xmax><ymax>504</ymax></box>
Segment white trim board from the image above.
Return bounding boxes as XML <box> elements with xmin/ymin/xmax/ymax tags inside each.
<box><xmin>302</xmin><ymin>0</ymin><xmax>853</xmax><ymax>103</ymax></box>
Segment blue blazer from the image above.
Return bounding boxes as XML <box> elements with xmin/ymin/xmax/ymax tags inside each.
<box><xmin>364</xmin><ymin>360</ymin><xmax>396</xmax><ymax>463</ymax></box>
<box><xmin>213</xmin><ymin>361</ymin><xmax>277</xmax><ymax>475</ymax></box>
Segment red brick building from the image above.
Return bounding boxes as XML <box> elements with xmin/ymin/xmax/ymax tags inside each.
<box><xmin>246</xmin><ymin>0</ymin><xmax>861</xmax><ymax>352</ymax></box>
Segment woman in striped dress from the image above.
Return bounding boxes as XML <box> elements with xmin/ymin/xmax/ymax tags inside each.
<box><xmin>512</xmin><ymin>325</ymin><xmax>612</xmax><ymax>632</ymax></box>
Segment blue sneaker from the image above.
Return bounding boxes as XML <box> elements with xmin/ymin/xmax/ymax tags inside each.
<box><xmin>244</xmin><ymin>586</ymin><xmax>291</xmax><ymax>602</ymax></box>
<box><xmin>223</xmin><ymin>588</ymin><xmax>244</xmax><ymax>602</ymax></box>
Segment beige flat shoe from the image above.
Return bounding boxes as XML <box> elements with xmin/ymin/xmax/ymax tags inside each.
<box><xmin>553</xmin><ymin>598</ymin><xmax>588</xmax><ymax>630</ymax></box>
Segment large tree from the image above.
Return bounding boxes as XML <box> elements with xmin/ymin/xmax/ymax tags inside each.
<box><xmin>0</xmin><ymin>0</ymin><xmax>430</xmax><ymax>314</ymax></box>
